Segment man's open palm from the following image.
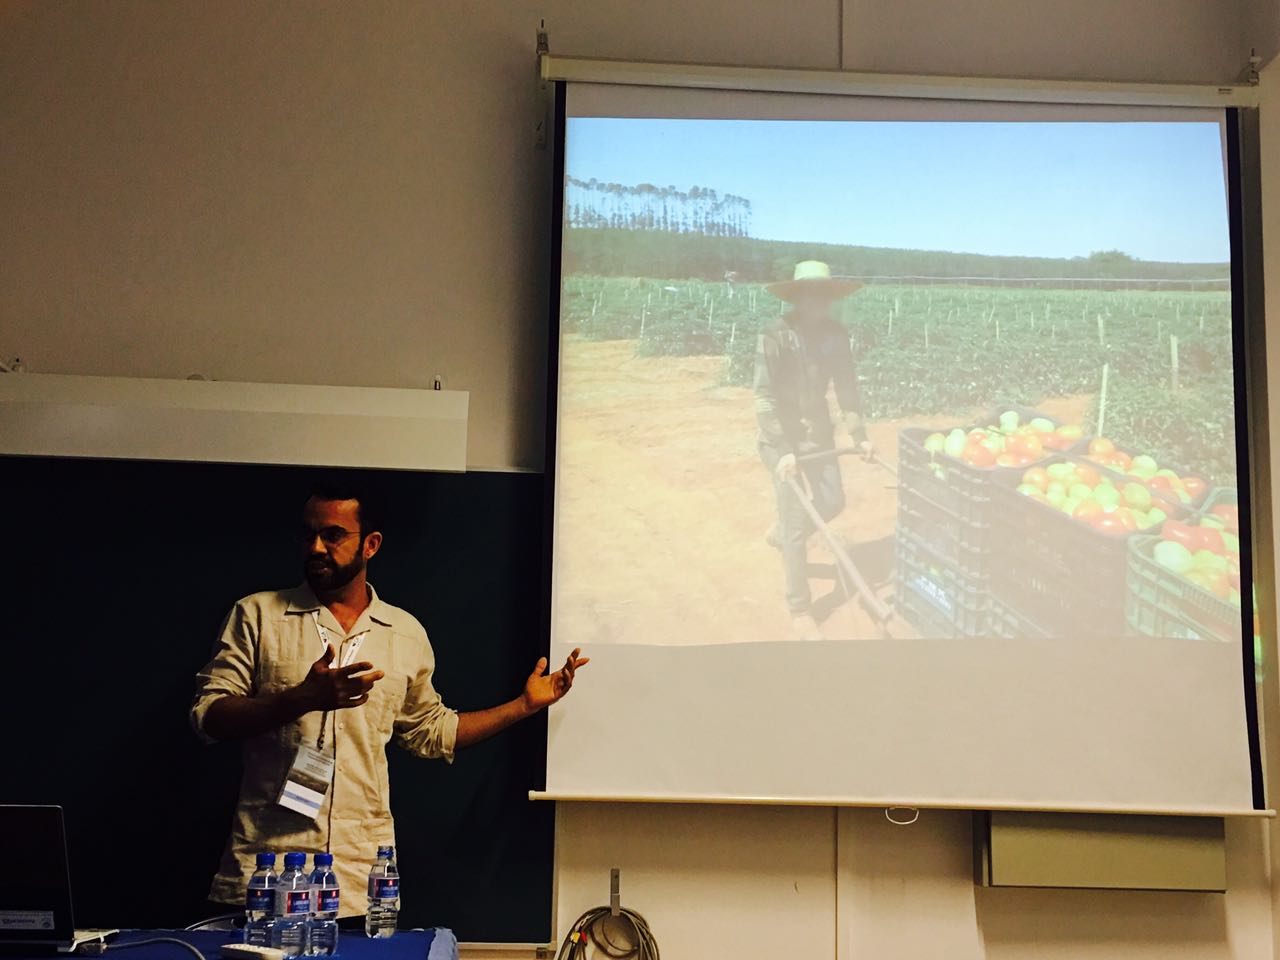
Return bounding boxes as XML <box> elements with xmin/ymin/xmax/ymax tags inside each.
<box><xmin>523</xmin><ymin>648</ymin><xmax>590</xmax><ymax>713</ymax></box>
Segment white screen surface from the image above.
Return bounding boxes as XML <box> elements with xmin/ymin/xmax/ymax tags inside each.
<box><xmin>546</xmin><ymin>84</ymin><xmax>1257</xmax><ymax>812</ymax></box>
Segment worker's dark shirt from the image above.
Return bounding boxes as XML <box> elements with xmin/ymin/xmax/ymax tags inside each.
<box><xmin>753</xmin><ymin>314</ymin><xmax>863</xmax><ymax>457</ymax></box>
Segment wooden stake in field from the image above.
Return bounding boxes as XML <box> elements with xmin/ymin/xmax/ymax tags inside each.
<box><xmin>1170</xmin><ymin>335</ymin><xmax>1180</xmax><ymax>391</ymax></box>
<box><xmin>887</xmin><ymin>310</ymin><xmax>894</xmax><ymax>338</ymax></box>
<box><xmin>925</xmin><ymin>323</ymin><xmax>930</xmax><ymax>350</ymax></box>
<box><xmin>1097</xmin><ymin>362</ymin><xmax>1111</xmax><ymax>439</ymax></box>
<box><xmin>1096</xmin><ymin>314</ymin><xmax>1106</xmax><ymax>347</ymax></box>
<box><xmin>639</xmin><ymin>305</ymin><xmax>647</xmax><ymax>339</ymax></box>
<box><xmin>708</xmin><ymin>297</ymin><xmax>715</xmax><ymax>331</ymax></box>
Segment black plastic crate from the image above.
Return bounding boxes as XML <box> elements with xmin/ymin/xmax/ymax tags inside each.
<box><xmin>895</xmin><ymin>528</ymin><xmax>989</xmax><ymax>638</ymax></box>
<box><xmin>989</xmin><ymin>596</ymin><xmax>1055</xmax><ymax>640</ymax></box>
<box><xmin>897</xmin><ymin>488</ymin><xmax>991</xmax><ymax>581</ymax></box>
<box><xmin>986</xmin><ymin>457</ymin><xmax>1144</xmax><ymax>635</ymax></box>
<box><xmin>898</xmin><ymin>428</ymin><xmax>992</xmax><ymax>526</ymax></box>
<box><xmin>1126</xmin><ymin>532</ymin><xmax>1242</xmax><ymax>644</ymax></box>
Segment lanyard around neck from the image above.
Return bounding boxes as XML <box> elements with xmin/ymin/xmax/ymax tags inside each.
<box><xmin>310</xmin><ymin>610</ymin><xmax>370</xmax><ymax>752</ymax></box>
<box><xmin>310</xmin><ymin>610</ymin><xmax>368</xmax><ymax>667</ymax></box>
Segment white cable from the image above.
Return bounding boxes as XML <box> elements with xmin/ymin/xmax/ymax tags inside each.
<box><xmin>885</xmin><ymin>806</ymin><xmax>920</xmax><ymax>826</ymax></box>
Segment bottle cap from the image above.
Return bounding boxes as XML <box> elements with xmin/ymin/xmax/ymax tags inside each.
<box><xmin>284</xmin><ymin>852</ymin><xmax>306</xmax><ymax>868</ymax></box>
<box><xmin>376</xmin><ymin>845</ymin><xmax>395</xmax><ymax>858</ymax></box>
<box><xmin>255</xmin><ymin>852</ymin><xmax>277</xmax><ymax>867</ymax></box>
<box><xmin>314</xmin><ymin>853</ymin><xmax>334</xmax><ymax>867</ymax></box>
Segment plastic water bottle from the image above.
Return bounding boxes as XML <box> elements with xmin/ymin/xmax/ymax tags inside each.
<box><xmin>270</xmin><ymin>852</ymin><xmax>312</xmax><ymax>957</ymax></box>
<box><xmin>364</xmin><ymin>845</ymin><xmax>399</xmax><ymax>938</ymax></box>
<box><xmin>244</xmin><ymin>852</ymin><xmax>278</xmax><ymax>947</ymax></box>
<box><xmin>307</xmin><ymin>853</ymin><xmax>340</xmax><ymax>957</ymax></box>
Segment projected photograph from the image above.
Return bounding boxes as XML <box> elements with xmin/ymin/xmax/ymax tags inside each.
<box><xmin>553</xmin><ymin>119</ymin><xmax>1244</xmax><ymax>648</ymax></box>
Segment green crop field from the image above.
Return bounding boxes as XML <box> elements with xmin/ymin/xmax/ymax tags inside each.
<box><xmin>560</xmin><ymin>274</ymin><xmax>1237</xmax><ymax>485</ymax></box>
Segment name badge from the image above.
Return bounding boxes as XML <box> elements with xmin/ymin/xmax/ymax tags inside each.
<box><xmin>277</xmin><ymin>741</ymin><xmax>335</xmax><ymax>820</ymax></box>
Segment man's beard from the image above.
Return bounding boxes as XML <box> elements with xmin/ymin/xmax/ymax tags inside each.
<box><xmin>305</xmin><ymin>551</ymin><xmax>365</xmax><ymax>593</ymax></box>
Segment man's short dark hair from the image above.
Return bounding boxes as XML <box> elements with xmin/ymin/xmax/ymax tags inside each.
<box><xmin>305</xmin><ymin>479</ymin><xmax>383</xmax><ymax>537</ymax></box>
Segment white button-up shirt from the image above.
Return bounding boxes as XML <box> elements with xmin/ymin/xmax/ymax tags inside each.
<box><xmin>190</xmin><ymin>583</ymin><xmax>458</xmax><ymax>914</ymax></box>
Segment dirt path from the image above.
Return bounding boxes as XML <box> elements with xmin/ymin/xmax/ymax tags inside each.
<box><xmin>554</xmin><ymin>337</ymin><xmax>1093</xmax><ymax>646</ymax></box>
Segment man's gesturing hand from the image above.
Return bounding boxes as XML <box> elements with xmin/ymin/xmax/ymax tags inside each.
<box><xmin>295</xmin><ymin>643</ymin><xmax>385</xmax><ymax>712</ymax></box>
<box><xmin>522</xmin><ymin>648</ymin><xmax>590</xmax><ymax>714</ymax></box>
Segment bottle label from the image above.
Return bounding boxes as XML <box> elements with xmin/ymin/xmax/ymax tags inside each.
<box><xmin>280</xmin><ymin>889</ymin><xmax>311</xmax><ymax>917</ymax></box>
<box><xmin>245</xmin><ymin>889</ymin><xmax>273</xmax><ymax>913</ymax></box>
<box><xmin>368</xmin><ymin>877</ymin><xmax>399</xmax><ymax>900</ymax></box>
<box><xmin>316</xmin><ymin>887</ymin><xmax>340</xmax><ymax>913</ymax></box>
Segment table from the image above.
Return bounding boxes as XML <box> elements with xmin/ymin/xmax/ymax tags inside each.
<box><xmin>1</xmin><ymin>929</ymin><xmax>458</xmax><ymax>960</ymax></box>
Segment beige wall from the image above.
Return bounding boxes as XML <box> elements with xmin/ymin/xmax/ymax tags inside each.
<box><xmin>0</xmin><ymin>0</ymin><xmax>1258</xmax><ymax>469</ymax></box>
<box><xmin>3</xmin><ymin>2</ymin><xmax>1275</xmax><ymax>958</ymax></box>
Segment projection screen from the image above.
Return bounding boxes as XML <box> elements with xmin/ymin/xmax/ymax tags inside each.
<box><xmin>543</xmin><ymin>82</ymin><xmax>1263</xmax><ymax>814</ymax></box>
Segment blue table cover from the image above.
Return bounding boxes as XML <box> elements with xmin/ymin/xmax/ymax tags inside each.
<box><xmin>1</xmin><ymin>929</ymin><xmax>458</xmax><ymax>960</ymax></box>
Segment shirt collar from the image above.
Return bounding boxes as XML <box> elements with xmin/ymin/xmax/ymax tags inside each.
<box><xmin>286</xmin><ymin>582</ymin><xmax>395</xmax><ymax>627</ymax></box>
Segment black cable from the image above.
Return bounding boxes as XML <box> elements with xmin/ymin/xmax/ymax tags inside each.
<box><xmin>103</xmin><ymin>937</ymin><xmax>207</xmax><ymax>960</ymax></box>
<box><xmin>555</xmin><ymin>906</ymin><xmax>658</xmax><ymax>960</ymax></box>
<box><xmin>182</xmin><ymin>915</ymin><xmax>241</xmax><ymax>932</ymax></box>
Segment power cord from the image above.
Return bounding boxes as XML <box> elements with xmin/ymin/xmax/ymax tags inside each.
<box><xmin>555</xmin><ymin>906</ymin><xmax>658</xmax><ymax>960</ymax></box>
<box><xmin>183</xmin><ymin>914</ymin><xmax>242</xmax><ymax>931</ymax></box>
<box><xmin>80</xmin><ymin>938</ymin><xmax>207</xmax><ymax>960</ymax></box>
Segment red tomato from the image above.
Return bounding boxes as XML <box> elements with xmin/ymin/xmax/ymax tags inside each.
<box><xmin>1092</xmin><ymin>513</ymin><xmax>1128</xmax><ymax>536</ymax></box>
<box><xmin>1196</xmin><ymin>526</ymin><xmax>1227</xmax><ymax>555</ymax></box>
<box><xmin>1008</xmin><ymin>435</ymin><xmax>1045</xmax><ymax>460</ymax></box>
<box><xmin>1182</xmin><ymin>477</ymin><xmax>1207</xmax><ymax>501</ymax></box>
<box><xmin>1211</xmin><ymin>504</ymin><xmax>1240</xmax><ymax>535</ymax></box>
<box><xmin>1115</xmin><ymin>508</ymin><xmax>1138</xmax><ymax>532</ymax></box>
<box><xmin>965</xmin><ymin>443</ymin><xmax>996</xmax><ymax>468</ymax></box>
<box><xmin>996</xmin><ymin>453</ymin><xmax>1020</xmax><ymax>468</ymax></box>
<box><xmin>1111</xmin><ymin>450</ymin><xmax>1132</xmax><ymax>471</ymax></box>
<box><xmin>1073</xmin><ymin>501</ymin><xmax>1104</xmax><ymax>524</ymax></box>
<box><xmin>1075</xmin><ymin>464</ymin><xmax>1101</xmax><ymax>487</ymax></box>
<box><xmin>1089</xmin><ymin>437</ymin><xmax>1116</xmax><ymax>456</ymax></box>
<box><xmin>1161</xmin><ymin>520</ymin><xmax>1199</xmax><ymax>550</ymax></box>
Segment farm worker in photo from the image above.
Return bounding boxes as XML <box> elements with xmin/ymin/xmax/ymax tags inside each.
<box><xmin>755</xmin><ymin>260</ymin><xmax>871</xmax><ymax>640</ymax></box>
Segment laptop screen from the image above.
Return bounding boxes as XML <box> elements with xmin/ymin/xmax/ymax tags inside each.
<box><xmin>0</xmin><ymin>806</ymin><xmax>75</xmax><ymax>944</ymax></box>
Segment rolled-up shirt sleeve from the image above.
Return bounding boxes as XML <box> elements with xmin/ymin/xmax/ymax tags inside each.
<box><xmin>392</xmin><ymin>636</ymin><xmax>459</xmax><ymax>763</ymax></box>
<box><xmin>190</xmin><ymin>602</ymin><xmax>258</xmax><ymax>744</ymax></box>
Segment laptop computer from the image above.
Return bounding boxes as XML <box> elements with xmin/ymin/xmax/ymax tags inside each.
<box><xmin>0</xmin><ymin>805</ymin><xmax>117</xmax><ymax>954</ymax></box>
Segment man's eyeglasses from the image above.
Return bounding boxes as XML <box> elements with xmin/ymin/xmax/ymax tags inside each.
<box><xmin>301</xmin><ymin>526</ymin><xmax>361</xmax><ymax>546</ymax></box>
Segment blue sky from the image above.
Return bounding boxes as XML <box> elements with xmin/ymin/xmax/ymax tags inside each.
<box><xmin>565</xmin><ymin>119</ymin><xmax>1230</xmax><ymax>263</ymax></box>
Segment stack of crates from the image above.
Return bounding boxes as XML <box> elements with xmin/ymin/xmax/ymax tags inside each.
<box><xmin>986</xmin><ymin>456</ymin><xmax>1137</xmax><ymax>638</ymax></box>
<box><xmin>1126</xmin><ymin>488</ymin><xmax>1242</xmax><ymax>643</ymax></box>
<box><xmin>896</xmin><ymin>427</ymin><xmax>993</xmax><ymax>637</ymax></box>
<box><xmin>894</xmin><ymin>405</ymin><xmax>1053</xmax><ymax>638</ymax></box>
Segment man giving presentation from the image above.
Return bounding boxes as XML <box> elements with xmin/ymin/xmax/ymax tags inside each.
<box><xmin>190</xmin><ymin>482</ymin><xmax>588</xmax><ymax>915</ymax></box>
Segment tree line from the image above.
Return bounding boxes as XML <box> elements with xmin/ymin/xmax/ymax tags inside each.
<box><xmin>562</xmin><ymin>227</ymin><xmax>1229</xmax><ymax>286</ymax></box>
<box><xmin>565</xmin><ymin>178</ymin><xmax>752</xmax><ymax>237</ymax></box>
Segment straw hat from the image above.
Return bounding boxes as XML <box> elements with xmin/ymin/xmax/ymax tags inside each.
<box><xmin>766</xmin><ymin>260</ymin><xmax>862</xmax><ymax>303</ymax></box>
